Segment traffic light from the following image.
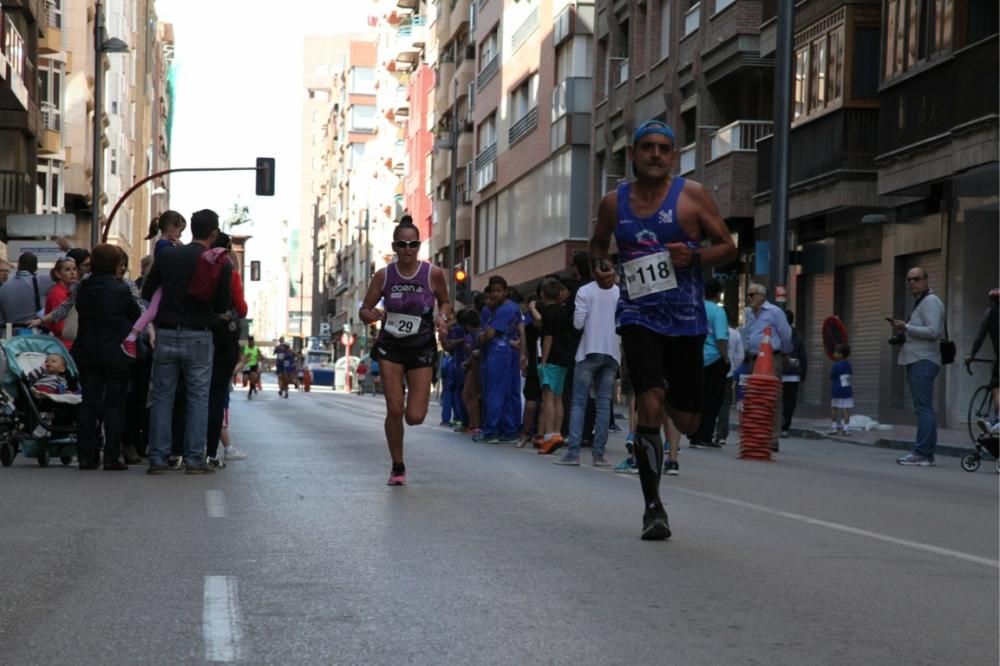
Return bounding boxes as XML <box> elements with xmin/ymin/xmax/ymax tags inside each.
<box><xmin>255</xmin><ymin>157</ymin><xmax>275</xmax><ymax>196</ymax></box>
<box><xmin>250</xmin><ymin>260</ymin><xmax>261</xmax><ymax>281</ymax></box>
<box><xmin>455</xmin><ymin>262</ymin><xmax>471</xmax><ymax>306</ymax></box>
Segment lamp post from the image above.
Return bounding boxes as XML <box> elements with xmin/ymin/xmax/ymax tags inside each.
<box><xmin>448</xmin><ymin>78</ymin><xmax>459</xmax><ymax>301</ymax></box>
<box><xmin>91</xmin><ymin>1</ymin><xmax>129</xmax><ymax>249</ymax></box>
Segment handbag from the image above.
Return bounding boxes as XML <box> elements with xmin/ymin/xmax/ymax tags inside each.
<box><xmin>61</xmin><ymin>306</ymin><xmax>79</xmax><ymax>341</ymax></box>
<box><xmin>940</xmin><ymin>321</ymin><xmax>956</xmax><ymax>365</ymax></box>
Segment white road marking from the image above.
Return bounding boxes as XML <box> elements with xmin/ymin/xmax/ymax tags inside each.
<box><xmin>673</xmin><ymin>486</ymin><xmax>999</xmax><ymax>569</ymax></box>
<box><xmin>203</xmin><ymin>576</ymin><xmax>243</xmax><ymax>662</ymax></box>
<box><xmin>206</xmin><ymin>490</ymin><xmax>226</xmax><ymax>518</ymax></box>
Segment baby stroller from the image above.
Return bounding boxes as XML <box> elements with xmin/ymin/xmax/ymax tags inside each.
<box><xmin>961</xmin><ymin>429</ymin><xmax>999</xmax><ymax>474</ymax></box>
<box><xmin>0</xmin><ymin>335</ymin><xmax>81</xmax><ymax>468</ymax></box>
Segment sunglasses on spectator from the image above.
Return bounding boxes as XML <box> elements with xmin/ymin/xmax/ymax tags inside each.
<box><xmin>393</xmin><ymin>240</ymin><xmax>420</xmax><ymax>249</ymax></box>
<box><xmin>906</xmin><ymin>276</ymin><xmax>925</xmax><ymax>282</ymax></box>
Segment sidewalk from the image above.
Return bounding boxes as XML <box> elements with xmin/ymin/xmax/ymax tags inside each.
<box><xmin>778</xmin><ymin>413</ymin><xmax>976</xmax><ymax>458</ymax></box>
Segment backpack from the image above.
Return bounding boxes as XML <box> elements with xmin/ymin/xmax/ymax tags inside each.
<box><xmin>188</xmin><ymin>247</ymin><xmax>230</xmax><ymax>301</ymax></box>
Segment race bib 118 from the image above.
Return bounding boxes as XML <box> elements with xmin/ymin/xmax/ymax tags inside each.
<box><xmin>622</xmin><ymin>251</ymin><xmax>677</xmax><ymax>299</ymax></box>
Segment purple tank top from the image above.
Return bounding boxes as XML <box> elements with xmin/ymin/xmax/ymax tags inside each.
<box><xmin>379</xmin><ymin>261</ymin><xmax>436</xmax><ymax>348</ymax></box>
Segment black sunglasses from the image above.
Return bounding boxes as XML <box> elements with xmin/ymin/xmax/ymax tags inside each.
<box><xmin>393</xmin><ymin>240</ymin><xmax>420</xmax><ymax>249</ymax></box>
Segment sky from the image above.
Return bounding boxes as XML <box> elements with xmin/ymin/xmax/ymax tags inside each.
<box><xmin>154</xmin><ymin>0</ymin><xmax>374</xmax><ymax>260</ymax></box>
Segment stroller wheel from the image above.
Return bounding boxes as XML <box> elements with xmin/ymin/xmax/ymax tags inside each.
<box><xmin>960</xmin><ymin>453</ymin><xmax>981</xmax><ymax>472</ymax></box>
<box><xmin>0</xmin><ymin>443</ymin><xmax>14</xmax><ymax>467</ymax></box>
<box><xmin>37</xmin><ymin>447</ymin><xmax>50</xmax><ymax>467</ymax></box>
<box><xmin>60</xmin><ymin>456</ymin><xmax>73</xmax><ymax>466</ymax></box>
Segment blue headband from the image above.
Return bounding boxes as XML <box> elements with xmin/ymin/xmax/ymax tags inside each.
<box><xmin>632</xmin><ymin>120</ymin><xmax>676</xmax><ymax>146</ymax></box>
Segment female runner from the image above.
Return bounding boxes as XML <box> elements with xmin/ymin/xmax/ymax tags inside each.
<box><xmin>359</xmin><ymin>216</ymin><xmax>452</xmax><ymax>485</ymax></box>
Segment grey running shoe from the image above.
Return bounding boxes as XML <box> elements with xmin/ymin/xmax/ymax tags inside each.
<box><xmin>592</xmin><ymin>455</ymin><xmax>613</xmax><ymax>467</ymax></box>
<box><xmin>553</xmin><ymin>453</ymin><xmax>580</xmax><ymax>466</ymax></box>
<box><xmin>897</xmin><ymin>454</ymin><xmax>935</xmax><ymax>467</ymax></box>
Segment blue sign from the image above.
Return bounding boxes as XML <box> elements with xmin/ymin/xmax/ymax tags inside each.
<box><xmin>755</xmin><ymin>241</ymin><xmax>770</xmax><ymax>275</ymax></box>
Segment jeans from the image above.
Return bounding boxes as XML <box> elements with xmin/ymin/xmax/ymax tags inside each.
<box><xmin>782</xmin><ymin>381</ymin><xmax>800</xmax><ymax>432</ymax></box>
<box><xmin>715</xmin><ymin>377</ymin><xmax>734</xmax><ymax>442</ymax></box>
<box><xmin>566</xmin><ymin>353</ymin><xmax>619</xmax><ymax>457</ymax></box>
<box><xmin>906</xmin><ymin>360</ymin><xmax>940</xmax><ymax>459</ymax></box>
<box><xmin>147</xmin><ymin>329</ymin><xmax>214</xmax><ymax>467</ymax></box>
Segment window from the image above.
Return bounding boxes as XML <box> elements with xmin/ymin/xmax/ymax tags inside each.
<box><xmin>351</xmin><ymin>67</ymin><xmax>376</xmax><ymax>95</ymax></box>
<box><xmin>883</xmin><ymin>0</ymin><xmax>954</xmax><ymax>80</ymax></box>
<box><xmin>349</xmin><ymin>142</ymin><xmax>366</xmax><ymax>169</ymax></box>
<box><xmin>479</xmin><ymin>29</ymin><xmax>498</xmax><ymax>71</ymax></box>
<box><xmin>478</xmin><ymin>114</ymin><xmax>497</xmax><ymax>152</ymax></box>
<box><xmin>793</xmin><ymin>22</ymin><xmax>846</xmax><ymax>121</ymax></box>
<box><xmin>110</xmin><ymin>148</ymin><xmax>118</xmax><ymax>175</ymax></box>
<box><xmin>351</xmin><ymin>104</ymin><xmax>377</xmax><ymax>131</ymax></box>
<box><xmin>555</xmin><ymin>36</ymin><xmax>592</xmax><ymax>82</ymax></box>
<box><xmin>510</xmin><ymin>74</ymin><xmax>537</xmax><ymax>122</ymax></box>
<box><xmin>659</xmin><ymin>0</ymin><xmax>671</xmax><ymax>60</ymax></box>
<box><xmin>36</xmin><ymin>159</ymin><xmax>63</xmax><ymax>215</ymax></box>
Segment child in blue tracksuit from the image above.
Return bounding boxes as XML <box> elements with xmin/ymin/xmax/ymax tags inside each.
<box><xmin>829</xmin><ymin>344</ymin><xmax>853</xmax><ymax>434</ymax></box>
<box><xmin>474</xmin><ymin>276</ymin><xmax>522</xmax><ymax>442</ymax></box>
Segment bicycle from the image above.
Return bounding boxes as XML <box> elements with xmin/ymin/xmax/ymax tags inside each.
<box><xmin>965</xmin><ymin>358</ymin><xmax>997</xmax><ymax>444</ymax></box>
<box><xmin>961</xmin><ymin>358</ymin><xmax>999</xmax><ymax>473</ymax></box>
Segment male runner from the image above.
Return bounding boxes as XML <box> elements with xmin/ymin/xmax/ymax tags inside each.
<box><xmin>591</xmin><ymin>119</ymin><xmax>736</xmax><ymax>540</ymax></box>
<box><xmin>274</xmin><ymin>337</ymin><xmax>294</xmax><ymax>398</ymax></box>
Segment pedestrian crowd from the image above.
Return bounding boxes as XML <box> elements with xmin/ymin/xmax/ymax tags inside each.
<box><xmin>0</xmin><ymin>209</ymin><xmax>250</xmax><ymax>473</ymax></box>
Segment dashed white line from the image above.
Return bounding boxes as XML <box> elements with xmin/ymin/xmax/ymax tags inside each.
<box><xmin>203</xmin><ymin>576</ymin><xmax>243</xmax><ymax>662</ymax></box>
<box><xmin>206</xmin><ymin>490</ymin><xmax>226</xmax><ymax>518</ymax></box>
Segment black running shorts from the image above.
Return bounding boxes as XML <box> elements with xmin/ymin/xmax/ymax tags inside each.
<box><xmin>620</xmin><ymin>325</ymin><xmax>706</xmax><ymax>414</ymax></box>
<box><xmin>372</xmin><ymin>341</ymin><xmax>436</xmax><ymax>371</ymax></box>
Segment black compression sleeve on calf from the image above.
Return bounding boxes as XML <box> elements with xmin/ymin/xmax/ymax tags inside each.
<box><xmin>634</xmin><ymin>425</ymin><xmax>663</xmax><ymax>507</ymax></box>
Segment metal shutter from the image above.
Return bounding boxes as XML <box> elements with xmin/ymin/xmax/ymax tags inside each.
<box><xmin>841</xmin><ymin>262</ymin><xmax>882</xmax><ymax>417</ymax></box>
<box><xmin>799</xmin><ymin>272</ymin><xmax>834</xmax><ymax>408</ymax></box>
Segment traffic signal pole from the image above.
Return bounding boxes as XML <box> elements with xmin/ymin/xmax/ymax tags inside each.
<box><xmin>448</xmin><ymin>78</ymin><xmax>459</xmax><ymax>303</ymax></box>
<box><xmin>101</xmin><ymin>161</ymin><xmax>274</xmax><ymax>244</ymax></box>
<box><xmin>769</xmin><ymin>0</ymin><xmax>794</xmax><ymax>307</ymax></box>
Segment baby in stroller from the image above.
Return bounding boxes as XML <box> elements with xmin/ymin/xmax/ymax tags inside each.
<box><xmin>26</xmin><ymin>354</ymin><xmax>79</xmax><ymax>396</ymax></box>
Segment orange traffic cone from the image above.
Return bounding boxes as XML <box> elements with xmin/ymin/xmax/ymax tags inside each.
<box><xmin>753</xmin><ymin>326</ymin><xmax>775</xmax><ymax>376</ymax></box>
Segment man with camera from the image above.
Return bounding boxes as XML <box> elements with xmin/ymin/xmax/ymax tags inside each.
<box><xmin>890</xmin><ymin>267</ymin><xmax>945</xmax><ymax>466</ymax></box>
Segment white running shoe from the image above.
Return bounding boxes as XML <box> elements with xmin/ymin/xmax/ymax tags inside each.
<box><xmin>224</xmin><ymin>446</ymin><xmax>248</xmax><ymax>461</ymax></box>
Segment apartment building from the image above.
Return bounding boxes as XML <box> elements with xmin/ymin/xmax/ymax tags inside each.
<box><xmin>470</xmin><ymin>0</ymin><xmax>595</xmax><ymax>291</ymax></box>
<box><xmin>0</xmin><ymin>0</ymin><xmax>44</xmax><ymax>256</ymax></box>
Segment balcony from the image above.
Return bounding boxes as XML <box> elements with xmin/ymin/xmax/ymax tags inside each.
<box><xmin>0</xmin><ymin>170</ymin><xmax>34</xmax><ymax>214</ymax></box>
<box><xmin>756</xmin><ymin>108</ymin><xmax>879</xmax><ymax>195</ymax></box>
<box><xmin>39</xmin><ymin>101</ymin><xmax>61</xmax><ymax>154</ymax></box>
<box><xmin>508</xmin><ymin>106</ymin><xmax>538</xmax><ymax>147</ymax></box>
<box><xmin>679</xmin><ymin>143</ymin><xmax>697</xmax><ymax>174</ymax></box>
<box><xmin>450</xmin><ymin>0</ymin><xmax>470</xmax><ymax>36</ymax></box>
<box><xmin>877</xmin><ymin>36</ymin><xmax>999</xmax><ymax>162</ymax></box>
<box><xmin>39</xmin><ymin>1</ymin><xmax>62</xmax><ymax>54</ymax></box>
<box><xmin>393</xmin><ymin>85</ymin><xmax>410</xmax><ymax>118</ymax></box>
<box><xmin>477</xmin><ymin>55</ymin><xmax>499</xmax><ymax>89</ymax></box>
<box><xmin>709</xmin><ymin>120</ymin><xmax>772</xmax><ymax>161</ymax></box>
<box><xmin>474</xmin><ymin>142</ymin><xmax>497</xmax><ymax>191</ymax></box>
<box><xmin>702</xmin><ymin>121</ymin><xmax>772</xmax><ymax>219</ymax></box>
<box><xmin>436</xmin><ymin>61</ymin><xmax>455</xmax><ymax>109</ymax></box>
<box><xmin>433</xmin><ymin>148</ymin><xmax>451</xmax><ymax>184</ymax></box>
<box><xmin>395</xmin><ymin>16</ymin><xmax>428</xmax><ymax>64</ymax></box>
<box><xmin>456</xmin><ymin>130</ymin><xmax>474</xmax><ymax>166</ymax></box>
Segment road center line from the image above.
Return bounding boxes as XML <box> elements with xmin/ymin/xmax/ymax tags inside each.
<box><xmin>203</xmin><ymin>576</ymin><xmax>243</xmax><ymax>662</ymax></box>
<box><xmin>206</xmin><ymin>490</ymin><xmax>226</xmax><ymax>518</ymax></box>
<box><xmin>672</xmin><ymin>486</ymin><xmax>999</xmax><ymax>569</ymax></box>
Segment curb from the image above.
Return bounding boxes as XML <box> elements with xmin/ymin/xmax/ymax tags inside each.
<box><xmin>784</xmin><ymin>426</ymin><xmax>975</xmax><ymax>459</ymax></box>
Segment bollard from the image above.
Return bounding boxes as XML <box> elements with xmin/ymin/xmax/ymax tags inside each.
<box><xmin>740</xmin><ymin>327</ymin><xmax>780</xmax><ymax>461</ymax></box>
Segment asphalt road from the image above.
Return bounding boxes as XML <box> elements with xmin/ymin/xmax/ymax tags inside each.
<box><xmin>1</xmin><ymin>381</ymin><xmax>997</xmax><ymax>665</ymax></box>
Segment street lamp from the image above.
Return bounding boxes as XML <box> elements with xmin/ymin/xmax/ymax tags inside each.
<box><xmin>91</xmin><ymin>1</ymin><xmax>129</xmax><ymax>249</ymax></box>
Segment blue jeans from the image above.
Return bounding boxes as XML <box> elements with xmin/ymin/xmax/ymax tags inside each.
<box><xmin>147</xmin><ymin>329</ymin><xmax>214</xmax><ymax>467</ymax></box>
<box><xmin>567</xmin><ymin>353</ymin><xmax>619</xmax><ymax>457</ymax></box>
<box><xmin>906</xmin><ymin>360</ymin><xmax>939</xmax><ymax>459</ymax></box>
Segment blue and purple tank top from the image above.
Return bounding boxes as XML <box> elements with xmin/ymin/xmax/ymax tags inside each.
<box><xmin>614</xmin><ymin>178</ymin><xmax>707</xmax><ymax>337</ymax></box>
<box><xmin>379</xmin><ymin>261</ymin><xmax>436</xmax><ymax>348</ymax></box>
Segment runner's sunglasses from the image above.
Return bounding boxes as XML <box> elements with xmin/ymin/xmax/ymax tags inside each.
<box><xmin>393</xmin><ymin>240</ymin><xmax>421</xmax><ymax>249</ymax></box>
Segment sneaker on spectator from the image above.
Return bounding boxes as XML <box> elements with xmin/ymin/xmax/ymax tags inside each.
<box><xmin>224</xmin><ymin>446</ymin><xmax>248</xmax><ymax>461</ymax></box>
<box><xmin>897</xmin><ymin>454</ymin><xmax>935</xmax><ymax>466</ymax></box>
<box><xmin>614</xmin><ymin>457</ymin><xmax>637</xmax><ymax>473</ymax></box>
<box><xmin>553</xmin><ymin>452</ymin><xmax>580</xmax><ymax>466</ymax></box>
<box><xmin>167</xmin><ymin>456</ymin><xmax>184</xmax><ymax>471</ymax></box>
<box><xmin>538</xmin><ymin>434</ymin><xmax>564</xmax><ymax>455</ymax></box>
<box><xmin>592</xmin><ymin>455</ymin><xmax>613</xmax><ymax>467</ymax></box>
<box><xmin>780</xmin><ymin>430</ymin><xmax>790</xmax><ymax>438</ymax></box>
<box><xmin>185</xmin><ymin>465</ymin><xmax>215</xmax><ymax>475</ymax></box>
<box><xmin>664</xmin><ymin>460</ymin><xmax>679</xmax><ymax>476</ymax></box>
<box><xmin>206</xmin><ymin>456</ymin><xmax>226</xmax><ymax>470</ymax></box>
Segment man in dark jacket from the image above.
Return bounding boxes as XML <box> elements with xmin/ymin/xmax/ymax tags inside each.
<box><xmin>781</xmin><ymin>309</ymin><xmax>808</xmax><ymax>437</ymax></box>
<box><xmin>142</xmin><ymin>209</ymin><xmax>231</xmax><ymax>474</ymax></box>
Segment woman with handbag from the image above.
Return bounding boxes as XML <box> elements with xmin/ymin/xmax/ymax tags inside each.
<box><xmin>45</xmin><ymin>257</ymin><xmax>79</xmax><ymax>349</ymax></box>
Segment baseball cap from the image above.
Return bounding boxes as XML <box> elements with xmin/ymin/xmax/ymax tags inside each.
<box><xmin>632</xmin><ymin>119</ymin><xmax>676</xmax><ymax>146</ymax></box>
